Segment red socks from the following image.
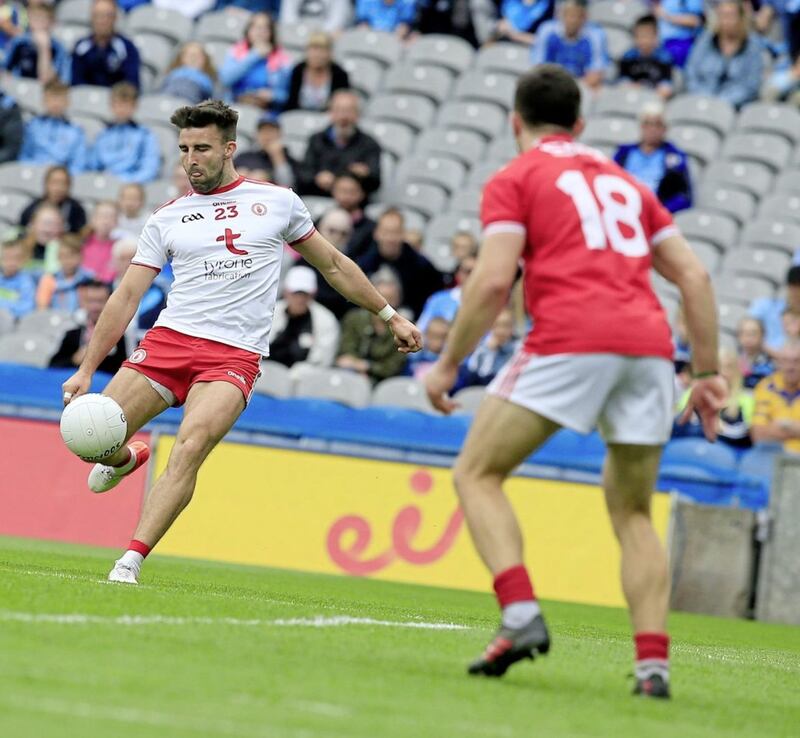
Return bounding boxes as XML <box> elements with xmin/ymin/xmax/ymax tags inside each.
<box><xmin>128</xmin><ymin>539</ymin><xmax>151</xmax><ymax>558</ymax></box>
<box><xmin>634</xmin><ymin>632</ymin><xmax>670</xmax><ymax>680</ymax></box>
<box><xmin>493</xmin><ymin>564</ymin><xmax>536</xmax><ymax>608</ymax></box>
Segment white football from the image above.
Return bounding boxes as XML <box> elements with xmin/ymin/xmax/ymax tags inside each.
<box><xmin>60</xmin><ymin>394</ymin><xmax>128</xmax><ymax>462</ymax></box>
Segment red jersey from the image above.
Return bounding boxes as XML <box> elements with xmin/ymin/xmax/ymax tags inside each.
<box><xmin>481</xmin><ymin>134</ymin><xmax>676</xmax><ymax>360</ymax></box>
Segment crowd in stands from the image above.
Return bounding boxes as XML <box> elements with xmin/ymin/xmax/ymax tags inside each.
<box><xmin>2</xmin><ymin>0</ymin><xmax>800</xmax><ymax>456</ymax></box>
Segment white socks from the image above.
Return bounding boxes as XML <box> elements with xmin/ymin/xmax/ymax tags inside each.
<box><xmin>502</xmin><ymin>600</ymin><xmax>541</xmax><ymax>628</ymax></box>
<box><xmin>118</xmin><ymin>550</ymin><xmax>144</xmax><ymax>572</ymax></box>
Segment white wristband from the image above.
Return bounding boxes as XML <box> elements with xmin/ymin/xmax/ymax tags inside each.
<box><xmin>378</xmin><ymin>304</ymin><xmax>397</xmax><ymax>322</ymax></box>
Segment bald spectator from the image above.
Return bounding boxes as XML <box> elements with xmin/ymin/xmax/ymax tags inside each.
<box><xmin>298</xmin><ymin>90</ymin><xmax>382</xmax><ymax>196</ymax></box>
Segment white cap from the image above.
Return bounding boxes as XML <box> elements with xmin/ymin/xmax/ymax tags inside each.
<box><xmin>284</xmin><ymin>265</ymin><xmax>317</xmax><ymax>295</ymax></box>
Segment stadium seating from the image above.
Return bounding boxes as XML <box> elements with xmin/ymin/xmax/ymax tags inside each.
<box><xmin>372</xmin><ymin>377</ymin><xmax>437</xmax><ymax>414</ymax></box>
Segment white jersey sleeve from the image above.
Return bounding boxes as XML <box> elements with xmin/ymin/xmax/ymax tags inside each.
<box><xmin>283</xmin><ymin>191</ymin><xmax>315</xmax><ymax>245</ymax></box>
<box><xmin>132</xmin><ymin>215</ymin><xmax>168</xmax><ymax>272</ymax></box>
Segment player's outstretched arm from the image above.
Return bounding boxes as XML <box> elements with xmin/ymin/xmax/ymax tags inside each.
<box><xmin>653</xmin><ymin>233</ymin><xmax>727</xmax><ymax>441</ymax></box>
<box><xmin>293</xmin><ymin>231</ymin><xmax>423</xmax><ymax>353</ymax></box>
<box><xmin>425</xmin><ymin>231</ymin><xmax>524</xmax><ymax>414</ymax></box>
<box><xmin>62</xmin><ymin>265</ymin><xmax>157</xmax><ymax>405</ymax></box>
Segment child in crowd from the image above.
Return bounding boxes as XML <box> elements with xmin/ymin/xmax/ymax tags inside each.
<box><xmin>0</xmin><ymin>240</ymin><xmax>35</xmax><ymax>319</ymax></box>
<box><xmin>35</xmin><ymin>235</ymin><xmax>94</xmax><ymax>312</ymax></box>
<box><xmin>81</xmin><ymin>201</ymin><xmax>119</xmax><ymax>283</ymax></box>
<box><xmin>115</xmin><ymin>183</ymin><xmax>148</xmax><ymax>237</ymax></box>
<box><xmin>160</xmin><ymin>42</ymin><xmax>216</xmax><ymax>104</ymax></box>
<box><xmin>21</xmin><ymin>202</ymin><xmax>64</xmax><ymax>273</ymax></box>
<box><xmin>405</xmin><ymin>316</ymin><xmax>450</xmax><ymax>379</ymax></box>
<box><xmin>457</xmin><ymin>308</ymin><xmax>519</xmax><ymax>390</ymax></box>
<box><xmin>618</xmin><ymin>14</ymin><xmax>675</xmax><ymax>98</ymax></box>
<box><xmin>737</xmin><ymin>316</ymin><xmax>774</xmax><ymax>390</ymax></box>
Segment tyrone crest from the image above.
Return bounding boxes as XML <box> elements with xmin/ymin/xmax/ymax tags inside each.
<box><xmin>251</xmin><ymin>202</ymin><xmax>267</xmax><ymax>216</ymax></box>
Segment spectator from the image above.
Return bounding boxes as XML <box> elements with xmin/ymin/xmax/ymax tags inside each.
<box><xmin>219</xmin><ymin>12</ymin><xmax>292</xmax><ymax>111</ymax></box>
<box><xmin>751</xmin><ymin>340</ymin><xmax>800</xmax><ymax>453</ymax></box>
<box><xmin>269</xmin><ymin>265</ymin><xmax>340</xmax><ymax>367</ymax></box>
<box><xmin>20</xmin><ymin>202</ymin><xmax>64</xmax><ymax>273</ymax></box>
<box><xmin>0</xmin><ymin>1</ymin><xmax>24</xmax><ymax>64</ymax></box>
<box><xmin>492</xmin><ymin>0</ymin><xmax>554</xmax><ymax>45</ymax></box>
<box><xmin>618</xmin><ymin>14</ymin><xmax>675</xmax><ymax>98</ymax></box>
<box><xmin>784</xmin><ymin>306</ymin><xmax>800</xmax><ymax>341</ymax></box>
<box><xmin>0</xmin><ymin>88</ymin><xmax>22</xmax><ymax>164</ymax></box>
<box><xmin>356</xmin><ymin>208</ymin><xmax>443</xmax><ymax>318</ymax></box>
<box><xmin>35</xmin><ymin>235</ymin><xmax>94</xmax><ymax>312</ymax></box>
<box><xmin>756</xmin><ymin>0</ymin><xmax>800</xmax><ymax>61</ymax></box>
<box><xmin>4</xmin><ymin>2</ymin><xmax>69</xmax><ymax>84</ymax></box>
<box><xmin>653</xmin><ymin>0</ymin><xmax>705</xmax><ymax>67</ymax></box>
<box><xmin>763</xmin><ymin>52</ymin><xmax>800</xmax><ymax>102</ymax></box>
<box><xmin>280</xmin><ymin>0</ymin><xmax>352</xmax><ymax>35</ymax></box>
<box><xmin>286</xmin><ymin>32</ymin><xmax>349</xmax><ymax>113</ymax></box>
<box><xmin>298</xmin><ymin>89</ymin><xmax>382</xmax><ymax>196</ymax></box>
<box><xmin>717</xmin><ymin>347</ymin><xmax>754</xmax><ymax>449</ymax></box>
<box><xmin>416</xmin><ymin>0</ymin><xmax>485</xmax><ymax>45</ymax></box>
<box><xmin>405</xmin><ymin>316</ymin><xmax>450</xmax><ymax>378</ymax></box>
<box><xmin>331</xmin><ymin>172</ymin><xmax>374</xmax><ymax>259</ymax></box>
<box><xmin>336</xmin><ymin>267</ymin><xmax>408</xmax><ymax>383</ymax></box>
<box><xmin>417</xmin><ymin>254</ymin><xmax>476</xmax><ymax>332</ymax></box>
<box><xmin>685</xmin><ymin>0</ymin><xmax>763</xmax><ymax>109</ymax></box>
<box><xmin>749</xmin><ymin>265</ymin><xmax>800</xmax><ymax>352</ymax></box>
<box><xmin>81</xmin><ymin>201</ymin><xmax>119</xmax><ymax>283</ymax></box>
<box><xmin>613</xmin><ymin>101</ymin><xmax>692</xmax><ymax>214</ymax></box>
<box><xmin>738</xmin><ymin>316</ymin><xmax>774</xmax><ymax>389</ymax></box>
<box><xmin>457</xmin><ymin>307</ymin><xmax>519</xmax><ymax>389</ymax></box>
<box><xmin>160</xmin><ymin>42</ymin><xmax>217</xmax><ymax>105</ymax></box>
<box><xmin>445</xmin><ymin>230</ymin><xmax>478</xmax><ymax>286</ymax></box>
<box><xmin>234</xmin><ymin>115</ymin><xmax>296</xmax><ymax>187</ymax></box>
<box><xmin>20</xmin><ymin>165</ymin><xmax>87</xmax><ymax>235</ymax></box>
<box><xmin>19</xmin><ymin>80</ymin><xmax>88</xmax><ymax>174</ymax></box>
<box><xmin>49</xmin><ymin>278</ymin><xmax>126</xmax><ymax>375</ymax></box>
<box><xmin>88</xmin><ymin>82</ymin><xmax>161</xmax><ymax>183</ymax></box>
<box><xmin>152</xmin><ymin>0</ymin><xmax>217</xmax><ymax>19</ymax></box>
<box><xmin>115</xmin><ymin>182</ymin><xmax>148</xmax><ymax>237</ymax></box>
<box><xmin>307</xmin><ymin>208</ymin><xmax>354</xmax><ymax>319</ymax></box>
<box><xmin>72</xmin><ymin>0</ymin><xmax>141</xmax><ymax>89</ymax></box>
<box><xmin>0</xmin><ymin>240</ymin><xmax>35</xmax><ymax>320</ymax></box>
<box><xmin>216</xmin><ymin>0</ymin><xmax>281</xmax><ymax>15</ymax></box>
<box><xmin>355</xmin><ymin>0</ymin><xmax>417</xmax><ymax>37</ymax></box>
<box><xmin>530</xmin><ymin>0</ymin><xmax>608</xmax><ymax>90</ymax></box>
<box><xmin>111</xmin><ymin>236</ymin><xmax>167</xmax><ymax>333</ymax></box>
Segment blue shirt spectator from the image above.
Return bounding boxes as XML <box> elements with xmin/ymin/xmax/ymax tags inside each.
<box><xmin>685</xmin><ymin>2</ymin><xmax>764</xmax><ymax>109</ymax></box>
<box><xmin>0</xmin><ymin>2</ymin><xmax>24</xmax><ymax>64</ymax></box>
<box><xmin>761</xmin><ymin>0</ymin><xmax>800</xmax><ymax>60</ymax></box>
<box><xmin>355</xmin><ymin>0</ymin><xmax>418</xmax><ymax>34</ymax></box>
<box><xmin>0</xmin><ymin>89</ymin><xmax>22</xmax><ymax>164</ymax></box>
<box><xmin>71</xmin><ymin>0</ymin><xmax>140</xmax><ymax>89</ymax></box>
<box><xmin>4</xmin><ymin>3</ymin><xmax>68</xmax><ymax>83</ymax></box>
<box><xmin>417</xmin><ymin>255</ymin><xmax>475</xmax><ymax>332</ymax></box>
<box><xmin>216</xmin><ymin>0</ymin><xmax>281</xmax><ymax>14</ymax></box>
<box><xmin>160</xmin><ymin>42</ymin><xmax>217</xmax><ymax>104</ymax></box>
<box><xmin>0</xmin><ymin>241</ymin><xmax>36</xmax><ymax>320</ymax></box>
<box><xmin>748</xmin><ymin>266</ymin><xmax>800</xmax><ymax>351</ymax></box>
<box><xmin>493</xmin><ymin>0</ymin><xmax>554</xmax><ymax>44</ymax></box>
<box><xmin>618</xmin><ymin>14</ymin><xmax>675</xmax><ymax>95</ymax></box>
<box><xmin>531</xmin><ymin>1</ymin><xmax>608</xmax><ymax>88</ymax></box>
<box><xmin>655</xmin><ymin>0</ymin><xmax>705</xmax><ymax>67</ymax></box>
<box><xmin>405</xmin><ymin>316</ymin><xmax>450</xmax><ymax>379</ymax></box>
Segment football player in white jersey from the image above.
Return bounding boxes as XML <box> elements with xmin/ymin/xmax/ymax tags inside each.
<box><xmin>60</xmin><ymin>100</ymin><xmax>423</xmax><ymax>584</ymax></box>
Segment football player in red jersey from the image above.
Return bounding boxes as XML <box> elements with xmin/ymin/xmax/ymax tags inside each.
<box><xmin>425</xmin><ymin>65</ymin><xmax>726</xmax><ymax>698</ymax></box>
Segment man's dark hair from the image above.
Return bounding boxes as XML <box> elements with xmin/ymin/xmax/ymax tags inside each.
<box><xmin>334</xmin><ymin>171</ymin><xmax>365</xmax><ymax>190</ymax></box>
<box><xmin>787</xmin><ymin>266</ymin><xmax>800</xmax><ymax>286</ymax></box>
<box><xmin>170</xmin><ymin>100</ymin><xmax>239</xmax><ymax>142</ymax></box>
<box><xmin>514</xmin><ymin>64</ymin><xmax>581</xmax><ymax>131</ymax></box>
<box><xmin>634</xmin><ymin>14</ymin><xmax>658</xmax><ymax>31</ymax></box>
<box><xmin>77</xmin><ymin>278</ymin><xmax>112</xmax><ymax>293</ymax></box>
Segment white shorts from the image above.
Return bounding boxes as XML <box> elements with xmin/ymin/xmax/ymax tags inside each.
<box><xmin>487</xmin><ymin>351</ymin><xmax>675</xmax><ymax>445</ymax></box>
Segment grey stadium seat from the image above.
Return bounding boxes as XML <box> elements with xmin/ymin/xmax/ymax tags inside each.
<box><xmin>774</xmin><ymin>169</ymin><xmax>800</xmax><ymax>194</ymax></box>
<box><xmin>395</xmin><ymin>181</ymin><xmax>449</xmax><ymax>220</ymax></box>
<box><xmin>0</xmin><ymin>192</ymin><xmax>33</xmax><ymax>222</ymax></box>
<box><xmin>366</xmin><ymin>94</ymin><xmax>436</xmax><ymax>132</ymax></box>
<box><xmin>371</xmin><ymin>377</ymin><xmax>436</xmax><ymax>413</ymax></box>
<box><xmin>280</xmin><ymin>110</ymin><xmax>328</xmax><ymax>141</ymax></box>
<box><xmin>723</xmin><ymin>248</ymin><xmax>791</xmax><ymax>285</ymax></box>
<box><xmin>17</xmin><ymin>309</ymin><xmax>77</xmax><ymax>339</ymax></box>
<box><xmin>674</xmin><ymin>210</ymin><xmax>740</xmax><ymax>252</ymax></box>
<box><xmin>415</xmin><ymin>128</ymin><xmax>487</xmax><ymax>167</ymax></box>
<box><xmin>454</xmin><ymin>71</ymin><xmax>517</xmax><ymax>110</ymax></box>
<box><xmin>424</xmin><ymin>213</ymin><xmax>481</xmax><ymax>271</ymax></box>
<box><xmin>448</xmin><ymin>188</ymin><xmax>481</xmax><ymax>216</ymax></box>
<box><xmin>594</xmin><ymin>86</ymin><xmax>658</xmax><ymax>119</ymax></box>
<box><xmin>691</xmin><ymin>240</ymin><xmax>723</xmax><ymax>274</ymax></box>
<box><xmin>581</xmin><ymin>117</ymin><xmax>638</xmax><ymax>148</ymax></box>
<box><xmin>72</xmin><ymin>172</ymin><xmax>125</xmax><ymax>203</ymax></box>
<box><xmin>71</xmin><ymin>113</ymin><xmax>105</xmax><ymax>143</ymax></box>
<box><xmin>335</xmin><ymin>28</ymin><xmax>403</xmax><ymax>68</ymax></box>
<box><xmin>128</xmin><ymin>5</ymin><xmax>193</xmax><ymax>45</ymax></box>
<box><xmin>715</xmin><ymin>299</ymin><xmax>752</xmax><ymax>334</ymax></box>
<box><xmin>253</xmin><ymin>360</ymin><xmax>294</xmax><ymax>398</ymax></box>
<box><xmin>396</xmin><ymin>155</ymin><xmax>467</xmax><ymax>194</ymax></box>
<box><xmin>384</xmin><ymin>63</ymin><xmax>454</xmax><ymax>104</ymax></box>
<box><xmin>589</xmin><ymin>0</ymin><xmax>648</xmax><ymax>30</ymax></box>
<box><xmin>604</xmin><ymin>27</ymin><xmax>634</xmax><ymax>61</ymax></box>
<box><xmin>69</xmin><ymin>85</ymin><xmax>111</xmax><ymax>121</ymax></box>
<box><xmin>132</xmin><ymin>33</ymin><xmax>175</xmax><ymax>76</ymax></box>
<box><xmin>232</xmin><ymin>104</ymin><xmax>263</xmax><ymax>140</ymax></box>
<box><xmin>667</xmin><ymin>94</ymin><xmax>736</xmax><ymax>136</ymax></box>
<box><xmin>695</xmin><ymin>185</ymin><xmax>756</xmax><ymax>227</ymax></box>
<box><xmin>0</xmin><ymin>162</ymin><xmax>48</xmax><ymax>197</ymax></box>
<box><xmin>739</xmin><ymin>218</ymin><xmax>800</xmax><ymax>257</ymax></box>
<box><xmin>151</xmin><ymin>126</ymin><xmax>179</xmax><ymax>170</ymax></box>
<box><xmin>720</xmin><ymin>132</ymin><xmax>791</xmax><ymax>173</ymax></box>
<box><xmin>293</xmin><ymin>367</ymin><xmax>372</xmax><ymax>408</ymax></box>
<box><xmin>703</xmin><ymin>160</ymin><xmax>774</xmax><ymax>200</ymax></box>
<box><xmin>359</xmin><ymin>119</ymin><xmax>415</xmax><ymax>160</ymax></box>
<box><xmin>2</xmin><ymin>76</ymin><xmax>42</xmax><ymax>115</ymax></box>
<box><xmin>468</xmin><ymin>160</ymin><xmax>508</xmax><ymax>189</ymax></box>
<box><xmin>279</xmin><ymin>22</ymin><xmax>315</xmax><ymax>54</ymax></box>
<box><xmin>145</xmin><ymin>179</ymin><xmax>181</xmax><ymax>209</ymax></box>
<box><xmin>340</xmin><ymin>56</ymin><xmax>385</xmax><ymax>98</ymax></box>
<box><xmin>488</xmin><ymin>136</ymin><xmax>518</xmax><ymax>163</ymax></box>
<box><xmin>0</xmin><ymin>308</ymin><xmax>14</xmax><ymax>337</ymax></box>
<box><xmin>737</xmin><ymin>102</ymin><xmax>800</xmax><ymax>145</ymax></box>
<box><xmin>452</xmin><ymin>386</ymin><xmax>487</xmax><ymax>415</ymax></box>
<box><xmin>475</xmin><ymin>42</ymin><xmax>532</xmax><ymax>76</ymax></box>
<box><xmin>196</xmin><ymin>11</ymin><xmax>249</xmax><ymax>44</ymax></box>
<box><xmin>56</xmin><ymin>0</ymin><xmax>92</xmax><ymax>25</ymax></box>
<box><xmin>52</xmin><ymin>24</ymin><xmax>88</xmax><ymax>53</ymax></box>
<box><xmin>670</xmin><ymin>124</ymin><xmax>721</xmax><ymax>166</ymax></box>
<box><xmin>0</xmin><ymin>333</ymin><xmax>58</xmax><ymax>368</ymax></box>
<box><xmin>716</xmin><ymin>271</ymin><xmax>776</xmax><ymax>302</ymax></box>
<box><xmin>204</xmin><ymin>40</ymin><xmax>232</xmax><ymax>73</ymax></box>
<box><xmin>437</xmin><ymin>100</ymin><xmax>506</xmax><ymax>140</ymax></box>
<box><xmin>407</xmin><ymin>34</ymin><xmax>475</xmax><ymax>74</ymax></box>
<box><xmin>758</xmin><ymin>192</ymin><xmax>800</xmax><ymax>224</ymax></box>
<box><xmin>137</xmin><ymin>94</ymin><xmax>188</xmax><ymax>127</ymax></box>
<box><xmin>302</xmin><ymin>196</ymin><xmax>335</xmax><ymax>221</ymax></box>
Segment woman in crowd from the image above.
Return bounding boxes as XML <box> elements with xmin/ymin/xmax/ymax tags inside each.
<box><xmin>160</xmin><ymin>41</ymin><xmax>217</xmax><ymax>104</ymax></box>
<box><xmin>20</xmin><ymin>165</ymin><xmax>86</xmax><ymax>235</ymax></box>
<box><xmin>80</xmin><ymin>201</ymin><xmax>119</xmax><ymax>284</ymax></box>
<box><xmin>20</xmin><ymin>202</ymin><xmax>64</xmax><ymax>273</ymax></box>
<box><xmin>285</xmin><ymin>32</ymin><xmax>349</xmax><ymax>112</ymax></box>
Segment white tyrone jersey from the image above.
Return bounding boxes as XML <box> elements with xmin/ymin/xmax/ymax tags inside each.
<box><xmin>132</xmin><ymin>176</ymin><xmax>314</xmax><ymax>356</ymax></box>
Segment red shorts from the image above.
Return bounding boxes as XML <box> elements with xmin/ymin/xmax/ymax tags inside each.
<box><xmin>121</xmin><ymin>326</ymin><xmax>261</xmax><ymax>407</ymax></box>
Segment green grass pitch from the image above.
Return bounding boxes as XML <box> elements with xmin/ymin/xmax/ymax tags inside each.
<box><xmin>1</xmin><ymin>536</ymin><xmax>799</xmax><ymax>738</ymax></box>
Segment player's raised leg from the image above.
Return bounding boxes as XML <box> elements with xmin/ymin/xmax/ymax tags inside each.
<box><xmin>603</xmin><ymin>443</ymin><xmax>671</xmax><ymax>699</ymax></box>
<box><xmin>453</xmin><ymin>395</ymin><xmax>558</xmax><ymax>676</ymax></box>
<box><xmin>108</xmin><ymin>380</ymin><xmax>245</xmax><ymax>584</ymax></box>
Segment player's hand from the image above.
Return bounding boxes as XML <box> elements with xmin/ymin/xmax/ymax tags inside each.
<box><xmin>388</xmin><ymin>314</ymin><xmax>422</xmax><ymax>354</ymax></box>
<box><xmin>679</xmin><ymin>375</ymin><xmax>728</xmax><ymax>442</ymax></box>
<box><xmin>424</xmin><ymin>360</ymin><xmax>459</xmax><ymax>415</ymax></box>
<box><xmin>62</xmin><ymin>370</ymin><xmax>92</xmax><ymax>406</ymax></box>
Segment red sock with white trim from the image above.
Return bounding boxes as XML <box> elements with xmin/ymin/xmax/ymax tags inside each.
<box><xmin>493</xmin><ymin>564</ymin><xmax>541</xmax><ymax>628</ymax></box>
<box><xmin>119</xmin><ymin>539</ymin><xmax>150</xmax><ymax>570</ymax></box>
<box><xmin>634</xmin><ymin>632</ymin><xmax>670</xmax><ymax>683</ymax></box>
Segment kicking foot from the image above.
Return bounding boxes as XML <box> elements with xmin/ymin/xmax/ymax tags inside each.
<box><xmin>107</xmin><ymin>559</ymin><xmax>139</xmax><ymax>585</ymax></box>
<box><xmin>89</xmin><ymin>441</ymin><xmax>150</xmax><ymax>493</ymax></box>
<box><xmin>468</xmin><ymin>614</ymin><xmax>550</xmax><ymax>677</ymax></box>
<box><xmin>633</xmin><ymin>673</ymin><xmax>671</xmax><ymax>699</ymax></box>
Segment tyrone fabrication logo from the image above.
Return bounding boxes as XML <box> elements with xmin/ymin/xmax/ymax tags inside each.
<box><xmin>204</xmin><ymin>256</ymin><xmax>254</xmax><ymax>281</ymax></box>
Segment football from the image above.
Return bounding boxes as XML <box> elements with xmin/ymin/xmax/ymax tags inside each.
<box><xmin>60</xmin><ymin>393</ymin><xmax>127</xmax><ymax>462</ymax></box>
